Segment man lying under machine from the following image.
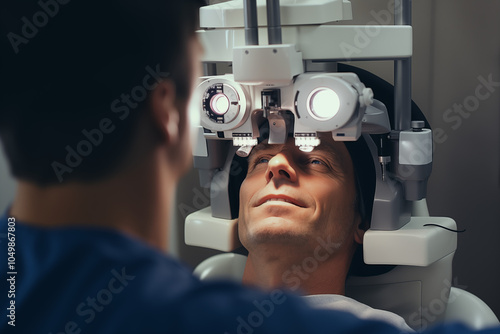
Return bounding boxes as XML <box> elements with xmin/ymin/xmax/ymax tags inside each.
<box><xmin>238</xmin><ymin>131</ymin><xmax>412</xmax><ymax>331</ymax></box>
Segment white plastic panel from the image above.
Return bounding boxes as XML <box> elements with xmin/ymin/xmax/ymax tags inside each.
<box><xmin>363</xmin><ymin>217</ymin><xmax>457</xmax><ymax>266</ymax></box>
<box><xmin>347</xmin><ymin>254</ymin><xmax>455</xmax><ymax>330</ymax></box>
<box><xmin>185</xmin><ymin>206</ymin><xmax>242</xmax><ymax>252</ymax></box>
<box><xmin>233</xmin><ymin>44</ymin><xmax>303</xmax><ymax>85</ymax></box>
<box><xmin>444</xmin><ymin>288</ymin><xmax>500</xmax><ymax>330</ymax></box>
<box><xmin>198</xmin><ymin>25</ymin><xmax>412</xmax><ymax>62</ymax></box>
<box><xmin>193</xmin><ymin>253</ymin><xmax>247</xmax><ymax>282</ymax></box>
<box><xmin>191</xmin><ymin>126</ymin><xmax>208</xmax><ymax>158</ymax></box>
<box><xmin>200</xmin><ymin>0</ymin><xmax>352</xmax><ymax>28</ymax></box>
<box><xmin>298</xmin><ymin>25</ymin><xmax>412</xmax><ymax>60</ymax></box>
<box><xmin>346</xmin><ymin>280</ymin><xmax>422</xmax><ymax>329</ymax></box>
<box><xmin>411</xmin><ymin>198</ymin><xmax>430</xmax><ymax>216</ymax></box>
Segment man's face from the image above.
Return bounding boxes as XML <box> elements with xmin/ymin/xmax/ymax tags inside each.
<box><xmin>238</xmin><ymin>134</ymin><xmax>362</xmax><ymax>253</ymax></box>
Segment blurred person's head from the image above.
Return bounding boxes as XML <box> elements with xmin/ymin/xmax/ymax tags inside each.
<box><xmin>0</xmin><ymin>0</ymin><xmax>205</xmax><ymax>250</ymax></box>
<box><xmin>0</xmin><ymin>0</ymin><xmax>204</xmax><ymax>185</ymax></box>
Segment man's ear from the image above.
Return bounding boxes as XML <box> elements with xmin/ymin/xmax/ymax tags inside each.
<box><xmin>149</xmin><ymin>80</ymin><xmax>180</xmax><ymax>145</ymax></box>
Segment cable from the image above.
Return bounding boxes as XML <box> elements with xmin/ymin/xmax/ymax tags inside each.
<box><xmin>423</xmin><ymin>224</ymin><xmax>466</xmax><ymax>233</ymax></box>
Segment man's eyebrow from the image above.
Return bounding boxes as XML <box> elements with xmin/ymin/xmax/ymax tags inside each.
<box><xmin>248</xmin><ymin>143</ymin><xmax>274</xmax><ymax>159</ymax></box>
<box><xmin>307</xmin><ymin>144</ymin><xmax>341</xmax><ymax>161</ymax></box>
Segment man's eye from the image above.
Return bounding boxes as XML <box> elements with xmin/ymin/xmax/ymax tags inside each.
<box><xmin>250</xmin><ymin>155</ymin><xmax>270</xmax><ymax>167</ymax></box>
<box><xmin>308</xmin><ymin>158</ymin><xmax>326</xmax><ymax>166</ymax></box>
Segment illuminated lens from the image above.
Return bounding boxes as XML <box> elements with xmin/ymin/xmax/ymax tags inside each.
<box><xmin>308</xmin><ymin>88</ymin><xmax>340</xmax><ymax>120</ymax></box>
<box><xmin>210</xmin><ymin>93</ymin><xmax>230</xmax><ymax>115</ymax></box>
<box><xmin>298</xmin><ymin>146</ymin><xmax>314</xmax><ymax>153</ymax></box>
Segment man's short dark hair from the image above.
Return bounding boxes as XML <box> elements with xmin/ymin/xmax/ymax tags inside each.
<box><xmin>0</xmin><ymin>0</ymin><xmax>204</xmax><ymax>185</ymax></box>
<box><xmin>345</xmin><ymin>136</ymin><xmax>376</xmax><ymax>229</ymax></box>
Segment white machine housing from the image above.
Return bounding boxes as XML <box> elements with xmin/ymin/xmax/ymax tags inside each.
<box><xmin>185</xmin><ymin>0</ymin><xmax>499</xmax><ymax>330</ymax></box>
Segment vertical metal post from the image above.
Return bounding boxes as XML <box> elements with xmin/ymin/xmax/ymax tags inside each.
<box><xmin>203</xmin><ymin>63</ymin><xmax>217</xmax><ymax>76</ymax></box>
<box><xmin>266</xmin><ymin>0</ymin><xmax>282</xmax><ymax>44</ymax></box>
<box><xmin>244</xmin><ymin>0</ymin><xmax>259</xmax><ymax>45</ymax></box>
<box><xmin>394</xmin><ymin>0</ymin><xmax>412</xmax><ymax>131</ymax></box>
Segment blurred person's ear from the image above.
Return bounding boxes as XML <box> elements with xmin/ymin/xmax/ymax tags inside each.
<box><xmin>148</xmin><ymin>78</ymin><xmax>194</xmax><ymax>177</ymax></box>
<box><xmin>150</xmin><ymin>80</ymin><xmax>180</xmax><ymax>146</ymax></box>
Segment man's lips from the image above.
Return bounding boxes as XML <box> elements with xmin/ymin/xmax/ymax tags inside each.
<box><xmin>256</xmin><ymin>195</ymin><xmax>305</xmax><ymax>208</ymax></box>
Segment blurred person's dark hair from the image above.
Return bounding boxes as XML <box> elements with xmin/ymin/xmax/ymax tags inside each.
<box><xmin>0</xmin><ymin>0</ymin><xmax>204</xmax><ymax>185</ymax></box>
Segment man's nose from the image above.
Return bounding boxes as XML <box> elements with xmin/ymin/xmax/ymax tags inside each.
<box><xmin>266</xmin><ymin>153</ymin><xmax>298</xmax><ymax>183</ymax></box>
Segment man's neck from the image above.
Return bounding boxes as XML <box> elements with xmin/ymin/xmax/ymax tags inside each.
<box><xmin>242</xmin><ymin>244</ymin><xmax>352</xmax><ymax>296</ymax></box>
<box><xmin>9</xmin><ymin>146</ymin><xmax>175</xmax><ymax>251</ymax></box>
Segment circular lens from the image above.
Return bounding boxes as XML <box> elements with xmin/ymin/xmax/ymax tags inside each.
<box><xmin>210</xmin><ymin>93</ymin><xmax>230</xmax><ymax>115</ymax></box>
<box><xmin>307</xmin><ymin>88</ymin><xmax>340</xmax><ymax>120</ymax></box>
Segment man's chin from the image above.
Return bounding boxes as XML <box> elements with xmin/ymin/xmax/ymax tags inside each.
<box><xmin>244</xmin><ymin>219</ymin><xmax>311</xmax><ymax>246</ymax></box>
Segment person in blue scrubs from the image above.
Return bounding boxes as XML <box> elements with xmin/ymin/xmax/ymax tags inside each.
<box><xmin>0</xmin><ymin>1</ymin><xmax>498</xmax><ymax>333</ymax></box>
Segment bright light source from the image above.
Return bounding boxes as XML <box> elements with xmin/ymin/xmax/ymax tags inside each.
<box><xmin>295</xmin><ymin>136</ymin><xmax>321</xmax><ymax>151</ymax></box>
<box><xmin>298</xmin><ymin>146</ymin><xmax>314</xmax><ymax>152</ymax></box>
<box><xmin>307</xmin><ymin>87</ymin><xmax>340</xmax><ymax>120</ymax></box>
<box><xmin>210</xmin><ymin>93</ymin><xmax>230</xmax><ymax>115</ymax></box>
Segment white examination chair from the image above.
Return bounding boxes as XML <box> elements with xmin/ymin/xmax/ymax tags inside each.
<box><xmin>187</xmin><ymin>203</ymin><xmax>499</xmax><ymax>331</ymax></box>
